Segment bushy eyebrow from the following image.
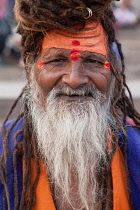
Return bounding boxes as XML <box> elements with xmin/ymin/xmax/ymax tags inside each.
<box><xmin>40</xmin><ymin>48</ymin><xmax>107</xmax><ymax>62</ymax></box>
<box><xmin>41</xmin><ymin>48</ymin><xmax>69</xmax><ymax>60</ymax></box>
<box><xmin>81</xmin><ymin>52</ymin><xmax>107</xmax><ymax>63</ymax></box>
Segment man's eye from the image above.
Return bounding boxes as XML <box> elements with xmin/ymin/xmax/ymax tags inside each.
<box><xmin>48</xmin><ymin>58</ymin><xmax>67</xmax><ymax>63</ymax></box>
<box><xmin>84</xmin><ymin>59</ymin><xmax>98</xmax><ymax>63</ymax></box>
<box><xmin>84</xmin><ymin>59</ymin><xmax>103</xmax><ymax>65</ymax></box>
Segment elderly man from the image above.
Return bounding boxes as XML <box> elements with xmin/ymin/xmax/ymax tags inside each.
<box><xmin>0</xmin><ymin>0</ymin><xmax>140</xmax><ymax>209</ymax></box>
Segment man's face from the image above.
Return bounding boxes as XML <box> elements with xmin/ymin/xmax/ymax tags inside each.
<box><xmin>34</xmin><ymin>21</ymin><xmax>112</xmax><ymax>100</ymax></box>
<box><xmin>35</xmin><ymin>48</ymin><xmax>112</xmax><ymax>101</ymax></box>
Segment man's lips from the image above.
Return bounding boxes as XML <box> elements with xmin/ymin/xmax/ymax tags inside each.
<box><xmin>57</xmin><ymin>94</ymin><xmax>92</xmax><ymax>101</ymax></box>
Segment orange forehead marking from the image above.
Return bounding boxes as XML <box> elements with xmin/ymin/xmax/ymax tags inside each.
<box><xmin>38</xmin><ymin>59</ymin><xmax>44</xmax><ymax>69</ymax></box>
<box><xmin>42</xmin><ymin>21</ymin><xmax>107</xmax><ymax>56</ymax></box>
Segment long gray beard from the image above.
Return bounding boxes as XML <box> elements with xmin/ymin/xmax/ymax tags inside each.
<box><xmin>24</xmin><ymin>82</ymin><xmax>118</xmax><ymax>210</ymax></box>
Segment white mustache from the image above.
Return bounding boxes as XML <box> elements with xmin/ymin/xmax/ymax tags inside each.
<box><xmin>49</xmin><ymin>85</ymin><xmax>106</xmax><ymax>99</ymax></box>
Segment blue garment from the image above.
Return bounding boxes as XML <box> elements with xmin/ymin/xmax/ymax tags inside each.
<box><xmin>0</xmin><ymin>119</ymin><xmax>140</xmax><ymax>209</ymax></box>
<box><xmin>120</xmin><ymin>124</ymin><xmax>140</xmax><ymax>209</ymax></box>
<box><xmin>0</xmin><ymin>118</ymin><xmax>23</xmax><ymax>210</ymax></box>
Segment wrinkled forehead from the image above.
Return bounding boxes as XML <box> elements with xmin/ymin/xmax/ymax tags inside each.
<box><xmin>42</xmin><ymin>21</ymin><xmax>107</xmax><ymax>56</ymax></box>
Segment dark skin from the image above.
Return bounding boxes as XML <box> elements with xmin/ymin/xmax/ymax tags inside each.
<box><xmin>35</xmin><ymin>48</ymin><xmax>112</xmax><ymax>101</ymax></box>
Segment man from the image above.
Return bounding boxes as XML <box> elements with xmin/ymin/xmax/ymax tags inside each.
<box><xmin>0</xmin><ymin>0</ymin><xmax>140</xmax><ymax>209</ymax></box>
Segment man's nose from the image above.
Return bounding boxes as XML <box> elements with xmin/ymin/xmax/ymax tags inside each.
<box><xmin>61</xmin><ymin>62</ymin><xmax>89</xmax><ymax>89</ymax></box>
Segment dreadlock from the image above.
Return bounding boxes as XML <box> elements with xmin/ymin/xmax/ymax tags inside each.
<box><xmin>1</xmin><ymin>0</ymin><xmax>140</xmax><ymax>209</ymax></box>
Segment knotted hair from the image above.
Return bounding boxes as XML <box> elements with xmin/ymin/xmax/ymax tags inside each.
<box><xmin>14</xmin><ymin>0</ymin><xmax>116</xmax><ymax>61</ymax></box>
<box><xmin>0</xmin><ymin>0</ymin><xmax>140</xmax><ymax>209</ymax></box>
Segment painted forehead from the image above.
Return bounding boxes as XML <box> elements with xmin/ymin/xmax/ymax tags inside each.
<box><xmin>37</xmin><ymin>48</ymin><xmax>110</xmax><ymax>70</ymax></box>
<box><xmin>40</xmin><ymin>48</ymin><xmax>106</xmax><ymax>61</ymax></box>
<box><xmin>42</xmin><ymin>21</ymin><xmax>107</xmax><ymax>56</ymax></box>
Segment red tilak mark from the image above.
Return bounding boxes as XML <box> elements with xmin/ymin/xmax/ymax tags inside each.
<box><xmin>38</xmin><ymin>59</ymin><xmax>44</xmax><ymax>69</ymax></box>
<box><xmin>71</xmin><ymin>49</ymin><xmax>80</xmax><ymax>54</ymax></box>
<box><xmin>104</xmin><ymin>61</ymin><xmax>110</xmax><ymax>70</ymax></box>
<box><xmin>72</xmin><ymin>40</ymin><xmax>80</xmax><ymax>46</ymax></box>
<box><xmin>70</xmin><ymin>49</ymin><xmax>81</xmax><ymax>61</ymax></box>
<box><xmin>71</xmin><ymin>56</ymin><xmax>79</xmax><ymax>61</ymax></box>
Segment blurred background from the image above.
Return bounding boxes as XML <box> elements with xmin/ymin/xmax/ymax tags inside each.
<box><xmin>0</xmin><ymin>0</ymin><xmax>140</xmax><ymax>123</ymax></box>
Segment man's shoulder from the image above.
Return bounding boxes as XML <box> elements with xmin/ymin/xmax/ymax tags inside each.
<box><xmin>124</xmin><ymin>121</ymin><xmax>140</xmax><ymax>169</ymax></box>
<box><xmin>126</xmin><ymin>121</ymin><xmax>140</xmax><ymax>150</ymax></box>
<box><xmin>0</xmin><ymin>118</ymin><xmax>24</xmax><ymax>155</ymax></box>
<box><xmin>121</xmin><ymin>122</ymin><xmax>140</xmax><ymax>208</ymax></box>
<box><xmin>119</xmin><ymin>121</ymin><xmax>140</xmax><ymax>146</ymax></box>
<box><xmin>118</xmin><ymin>121</ymin><xmax>140</xmax><ymax>178</ymax></box>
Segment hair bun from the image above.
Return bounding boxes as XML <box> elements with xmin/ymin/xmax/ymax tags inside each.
<box><xmin>14</xmin><ymin>0</ymin><xmax>116</xmax><ymax>60</ymax></box>
<box><xmin>15</xmin><ymin>0</ymin><xmax>114</xmax><ymax>33</ymax></box>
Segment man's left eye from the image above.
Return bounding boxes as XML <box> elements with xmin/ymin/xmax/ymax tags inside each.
<box><xmin>84</xmin><ymin>59</ymin><xmax>99</xmax><ymax>64</ymax></box>
<box><xmin>48</xmin><ymin>58</ymin><xmax>67</xmax><ymax>63</ymax></box>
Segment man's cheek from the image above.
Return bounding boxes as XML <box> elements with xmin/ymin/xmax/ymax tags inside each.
<box><xmin>36</xmin><ymin>72</ymin><xmax>59</xmax><ymax>97</ymax></box>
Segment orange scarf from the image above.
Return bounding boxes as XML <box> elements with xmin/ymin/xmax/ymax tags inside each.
<box><xmin>28</xmin><ymin>144</ymin><xmax>130</xmax><ymax>210</ymax></box>
<box><xmin>111</xmin><ymin>145</ymin><xmax>130</xmax><ymax>210</ymax></box>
